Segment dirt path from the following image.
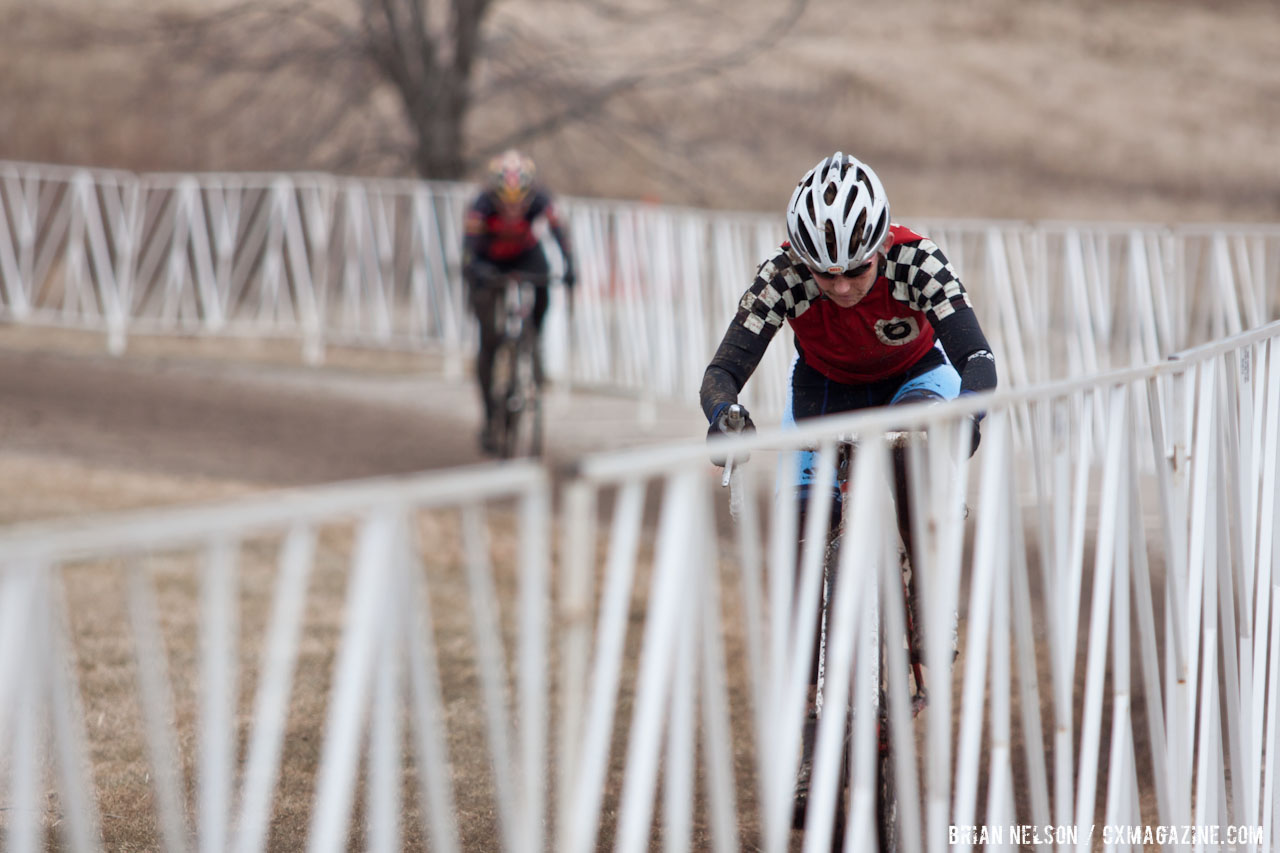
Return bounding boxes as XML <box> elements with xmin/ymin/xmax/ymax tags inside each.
<box><xmin>0</xmin><ymin>344</ymin><xmax>488</xmax><ymax>491</ymax></box>
<box><xmin>0</xmin><ymin>328</ymin><xmax>702</xmax><ymax>525</ymax></box>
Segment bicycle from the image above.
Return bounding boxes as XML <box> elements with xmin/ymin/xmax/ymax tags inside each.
<box><xmin>481</xmin><ymin>271</ymin><xmax>550</xmax><ymax>459</ymax></box>
<box><xmin>720</xmin><ymin>409</ymin><xmax>934</xmax><ymax>853</ymax></box>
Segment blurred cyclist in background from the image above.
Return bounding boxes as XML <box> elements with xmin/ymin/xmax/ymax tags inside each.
<box><xmin>463</xmin><ymin>149</ymin><xmax>577</xmax><ymax>454</ymax></box>
<box><xmin>699</xmin><ymin>150</ymin><xmax>998</xmax><ymax>824</ymax></box>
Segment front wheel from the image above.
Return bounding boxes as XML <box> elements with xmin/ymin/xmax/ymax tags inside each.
<box><xmin>499</xmin><ymin>341</ymin><xmax>543</xmax><ymax>459</ymax></box>
<box><xmin>876</xmin><ymin>706</ymin><xmax>898</xmax><ymax>853</ymax></box>
<box><xmin>489</xmin><ymin>341</ymin><xmax>517</xmax><ymax>457</ymax></box>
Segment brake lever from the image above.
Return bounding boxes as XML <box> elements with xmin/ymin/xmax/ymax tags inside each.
<box><xmin>718</xmin><ymin>404</ymin><xmax>747</xmax><ymax>488</ymax></box>
<box><xmin>723</xmin><ymin>404</ymin><xmax>746</xmax><ymax>432</ymax></box>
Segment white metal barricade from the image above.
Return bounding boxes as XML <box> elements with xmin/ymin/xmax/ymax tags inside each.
<box><xmin>2</xmin><ymin>321</ymin><xmax>1280</xmax><ymax>850</ymax></box>
<box><xmin>558</xmin><ymin>318</ymin><xmax>1280</xmax><ymax>851</ymax></box>
<box><xmin>0</xmin><ymin>464</ymin><xmax>552</xmax><ymax>853</ymax></box>
<box><xmin>4</xmin><ymin>161</ymin><xmax>1280</xmax><ymax>417</ymax></box>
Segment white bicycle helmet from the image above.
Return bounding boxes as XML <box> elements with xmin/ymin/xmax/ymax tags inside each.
<box><xmin>785</xmin><ymin>152</ymin><xmax>890</xmax><ymax>274</ymax></box>
<box><xmin>489</xmin><ymin>149</ymin><xmax>537</xmax><ymax>206</ymax></box>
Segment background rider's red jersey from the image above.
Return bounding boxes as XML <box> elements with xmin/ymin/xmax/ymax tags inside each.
<box><xmin>733</xmin><ymin>224</ymin><xmax>973</xmax><ymax>384</ymax></box>
<box><xmin>465</xmin><ymin>188</ymin><xmax>560</xmax><ymax>262</ymax></box>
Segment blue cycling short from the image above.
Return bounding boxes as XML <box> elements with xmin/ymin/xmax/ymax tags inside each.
<box><xmin>779</xmin><ymin>342</ymin><xmax>961</xmax><ymax>491</ymax></box>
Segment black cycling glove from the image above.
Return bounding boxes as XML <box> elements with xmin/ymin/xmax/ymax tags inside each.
<box><xmin>707</xmin><ymin>402</ymin><xmax>756</xmax><ymax>467</ymax></box>
<box><xmin>958</xmin><ymin>390</ymin><xmax>985</xmax><ymax>457</ymax></box>
<box><xmin>967</xmin><ymin>413</ymin><xmax>982</xmax><ymax>456</ymax></box>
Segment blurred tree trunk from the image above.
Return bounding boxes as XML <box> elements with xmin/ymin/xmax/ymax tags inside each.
<box><xmin>2</xmin><ymin>0</ymin><xmax>809</xmax><ymax>193</ymax></box>
<box><xmin>361</xmin><ymin>0</ymin><xmax>491</xmax><ymax>179</ymax></box>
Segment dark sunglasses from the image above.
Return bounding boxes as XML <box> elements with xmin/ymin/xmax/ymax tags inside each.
<box><xmin>812</xmin><ymin>258</ymin><xmax>874</xmax><ymax>279</ymax></box>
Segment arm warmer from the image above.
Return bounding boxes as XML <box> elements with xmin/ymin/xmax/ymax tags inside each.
<box><xmin>932</xmin><ymin>306</ymin><xmax>998</xmax><ymax>395</ymax></box>
<box><xmin>699</xmin><ymin>321</ymin><xmax>771</xmax><ymax>422</ymax></box>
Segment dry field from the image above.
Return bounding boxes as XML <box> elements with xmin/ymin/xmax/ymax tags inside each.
<box><xmin>0</xmin><ymin>328</ymin><xmax>714</xmax><ymax>850</ymax></box>
<box><xmin>26</xmin><ymin>475</ymin><xmax>1146</xmax><ymax>851</ymax></box>
<box><xmin>0</xmin><ymin>329</ymin><xmax>500</xmax><ymax>849</ymax></box>
<box><xmin>1</xmin><ymin>0</ymin><xmax>1277</xmax><ymax>223</ymax></box>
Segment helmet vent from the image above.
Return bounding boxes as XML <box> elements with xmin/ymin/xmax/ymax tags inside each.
<box><xmin>796</xmin><ymin>225</ymin><xmax>820</xmax><ymax>261</ymax></box>
<box><xmin>849</xmin><ymin>209</ymin><xmax>867</xmax><ymax>258</ymax></box>
<box><xmin>870</xmin><ymin>209</ymin><xmax>888</xmax><ymax>246</ymax></box>
<box><xmin>857</xmin><ymin>167</ymin><xmax>876</xmax><ymax>200</ymax></box>
<box><xmin>823</xmin><ymin>222</ymin><xmax>838</xmax><ymax>259</ymax></box>
<box><xmin>842</xmin><ymin>190</ymin><xmax>858</xmax><ymax>219</ymax></box>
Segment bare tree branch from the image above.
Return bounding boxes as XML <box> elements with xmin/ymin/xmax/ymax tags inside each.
<box><xmin>6</xmin><ymin>0</ymin><xmax>813</xmax><ymax>186</ymax></box>
<box><xmin>469</xmin><ymin>0</ymin><xmax>811</xmax><ymax>166</ymax></box>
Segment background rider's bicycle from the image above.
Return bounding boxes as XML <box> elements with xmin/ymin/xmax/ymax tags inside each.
<box><xmin>483</xmin><ymin>271</ymin><xmax>550</xmax><ymax>459</ymax></box>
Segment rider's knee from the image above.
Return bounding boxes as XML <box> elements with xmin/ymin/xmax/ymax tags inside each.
<box><xmin>891</xmin><ymin>388</ymin><xmax>945</xmax><ymax>407</ymax></box>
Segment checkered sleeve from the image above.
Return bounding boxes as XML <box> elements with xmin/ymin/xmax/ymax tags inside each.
<box><xmin>884</xmin><ymin>238</ymin><xmax>971</xmax><ymax>323</ymax></box>
<box><xmin>734</xmin><ymin>249</ymin><xmax>819</xmax><ymax>338</ymax></box>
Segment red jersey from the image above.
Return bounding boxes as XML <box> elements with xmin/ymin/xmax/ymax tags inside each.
<box><xmin>734</xmin><ymin>224</ymin><xmax>972</xmax><ymax>384</ymax></box>
<box><xmin>464</xmin><ymin>188</ymin><xmax>561</xmax><ymax>262</ymax></box>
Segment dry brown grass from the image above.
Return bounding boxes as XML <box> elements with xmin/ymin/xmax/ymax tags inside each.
<box><xmin>35</xmin><ymin>486</ymin><xmax>763</xmax><ymax>852</ymax></box>
<box><xmin>0</xmin><ymin>423</ymin><xmax>1172</xmax><ymax>852</ymax></box>
<box><xmin>49</xmin><ymin>509</ymin><xmax>518</xmax><ymax>851</ymax></box>
<box><xmin>1</xmin><ymin>0</ymin><xmax>1277</xmax><ymax>223</ymax></box>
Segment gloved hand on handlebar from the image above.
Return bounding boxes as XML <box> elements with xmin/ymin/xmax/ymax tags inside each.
<box><xmin>966</xmin><ymin>413</ymin><xmax>983</xmax><ymax>456</ymax></box>
<box><xmin>561</xmin><ymin>264</ymin><xmax>576</xmax><ymax>289</ymax></box>
<box><xmin>959</xmin><ymin>391</ymin><xmax>984</xmax><ymax>457</ymax></box>
<box><xmin>707</xmin><ymin>402</ymin><xmax>756</xmax><ymax>467</ymax></box>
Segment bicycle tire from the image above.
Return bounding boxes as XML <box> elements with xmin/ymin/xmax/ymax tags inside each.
<box><xmin>795</xmin><ymin>455</ymin><xmax>916</xmax><ymax>853</ymax></box>
<box><xmin>490</xmin><ymin>341</ymin><xmax>519</xmax><ymax>458</ymax></box>
<box><xmin>833</xmin><ymin>565</ymin><xmax>901</xmax><ymax>853</ymax></box>
<box><xmin>875</xmin><ymin>683</ymin><xmax>899</xmax><ymax>853</ymax></box>
<box><xmin>830</xmin><ymin>716</ymin><xmax>850</xmax><ymax>852</ymax></box>
<box><xmin>808</xmin><ymin>531</ymin><xmax>853</xmax><ymax>851</ymax></box>
<box><xmin>501</xmin><ymin>339</ymin><xmax>544</xmax><ymax>459</ymax></box>
<box><xmin>509</xmin><ymin>361</ymin><xmax>543</xmax><ymax>458</ymax></box>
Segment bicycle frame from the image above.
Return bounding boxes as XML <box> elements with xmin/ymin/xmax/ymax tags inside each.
<box><xmin>721</xmin><ymin>426</ymin><xmax>933</xmax><ymax>852</ymax></box>
<box><xmin>488</xmin><ymin>274</ymin><xmax>546</xmax><ymax>458</ymax></box>
<box><xmin>497</xmin><ymin>277</ymin><xmax>537</xmax><ymax>343</ymax></box>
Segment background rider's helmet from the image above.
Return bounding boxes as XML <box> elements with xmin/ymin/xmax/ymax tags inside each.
<box><xmin>488</xmin><ymin>149</ymin><xmax>537</xmax><ymax>206</ymax></box>
<box><xmin>785</xmin><ymin>152</ymin><xmax>890</xmax><ymax>274</ymax></box>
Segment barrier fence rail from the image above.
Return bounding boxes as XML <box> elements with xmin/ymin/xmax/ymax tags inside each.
<box><xmin>0</xmin><ymin>463</ymin><xmax>554</xmax><ymax>853</ymax></box>
<box><xmin>562</xmin><ymin>317</ymin><xmax>1280</xmax><ymax>852</ymax></box>
<box><xmin>3</xmin><ymin>318</ymin><xmax>1279</xmax><ymax>850</ymax></box>
<box><xmin>3</xmin><ymin>161</ymin><xmax>1279</xmax><ymax>417</ymax></box>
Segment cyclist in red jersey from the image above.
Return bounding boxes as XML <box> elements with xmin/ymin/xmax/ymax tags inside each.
<box><xmin>463</xmin><ymin>149</ymin><xmax>576</xmax><ymax>454</ymax></box>
<box><xmin>699</xmin><ymin>151</ymin><xmax>998</xmax><ymax>825</ymax></box>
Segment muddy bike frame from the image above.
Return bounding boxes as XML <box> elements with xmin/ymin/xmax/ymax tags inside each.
<box><xmin>722</xmin><ymin>422</ymin><xmax>943</xmax><ymax>852</ymax></box>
